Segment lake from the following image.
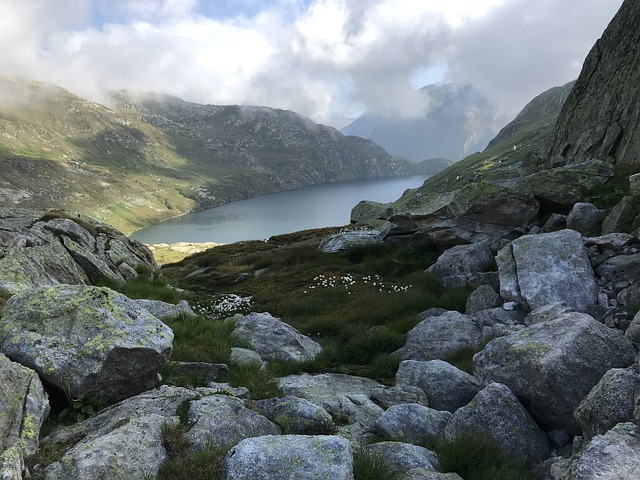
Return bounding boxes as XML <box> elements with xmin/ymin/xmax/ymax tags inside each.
<box><xmin>130</xmin><ymin>175</ymin><xmax>428</xmax><ymax>244</ymax></box>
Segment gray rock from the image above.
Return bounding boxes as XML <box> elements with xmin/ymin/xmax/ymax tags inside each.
<box><xmin>187</xmin><ymin>394</ymin><xmax>280</xmax><ymax>451</ymax></box>
<box><xmin>350</xmin><ymin>200</ymin><xmax>391</xmax><ymax>223</ymax></box>
<box><xmin>575</xmin><ymin>368</ymin><xmax>640</xmax><ymax>440</ymax></box>
<box><xmin>232</xmin><ymin>312</ymin><xmax>322</xmax><ymax>363</ymax></box>
<box><xmin>365</xmin><ymin>442</ymin><xmax>440</xmax><ymax>474</ymax></box>
<box><xmin>396</xmin><ymin>360</ymin><xmax>481</xmax><ymax>413</ymax></box>
<box><xmin>584</xmin><ymin>233</ymin><xmax>636</xmax><ymax>251</ymax></box>
<box><xmin>524</xmin><ymin>302</ymin><xmax>573</xmax><ymax>326</ymax></box>
<box><xmin>624</xmin><ymin>310</ymin><xmax>640</xmax><ymax>347</ymax></box>
<box><xmin>134</xmin><ymin>299</ymin><xmax>195</xmax><ymax>319</ymax></box>
<box><xmin>497</xmin><ymin>229</ymin><xmax>598</xmax><ymax>312</ymax></box>
<box><xmin>224</xmin><ymin>435</ymin><xmax>353</xmax><ymax>480</ymax></box>
<box><xmin>566</xmin><ymin>202</ymin><xmax>605</xmax><ymax>235</ymax></box>
<box><xmin>279</xmin><ymin>373</ymin><xmax>384</xmax><ymax>444</ymax></box>
<box><xmin>630</xmin><ymin>173</ymin><xmax>640</xmax><ymax>197</ymax></box>
<box><xmin>230</xmin><ymin>347</ymin><xmax>265</xmax><ymax>367</ymax></box>
<box><xmin>426</xmin><ymin>243</ymin><xmax>494</xmax><ymax>279</ymax></box>
<box><xmin>542</xmin><ymin>213</ymin><xmax>567</xmax><ymax>232</ymax></box>
<box><xmin>0</xmin><ymin>445</ymin><xmax>24</xmax><ymax>480</ymax></box>
<box><xmin>0</xmin><ymin>285</ymin><xmax>173</xmax><ymax>404</ymax></box>
<box><xmin>596</xmin><ymin>253</ymin><xmax>640</xmax><ymax>287</ymax></box>
<box><xmin>465</xmin><ymin>285</ymin><xmax>501</xmax><ymax>315</ymax></box>
<box><xmin>443</xmin><ymin>383</ymin><xmax>550</xmax><ymax>467</ymax></box>
<box><xmin>369</xmin><ymin>385</ymin><xmax>430</xmax><ymax>409</ymax></box>
<box><xmin>616</xmin><ymin>284</ymin><xmax>640</xmax><ymax>311</ymax></box>
<box><xmin>203</xmin><ymin>382</ymin><xmax>250</xmax><ymax>399</ymax></box>
<box><xmin>404</xmin><ymin>471</ymin><xmax>463</xmax><ymax>480</ymax></box>
<box><xmin>256</xmin><ymin>395</ymin><xmax>334</xmax><ymax>434</ymax></box>
<box><xmin>474</xmin><ymin>312</ymin><xmax>636</xmax><ymax>433</ymax></box>
<box><xmin>375</xmin><ymin>403</ymin><xmax>451</xmax><ymax>444</ymax></box>
<box><xmin>394</xmin><ymin>311</ymin><xmax>482</xmax><ymax>361</ymax></box>
<box><xmin>318</xmin><ymin>230</ymin><xmax>384</xmax><ymax>253</ymax></box>
<box><xmin>471</xmin><ymin>307</ymin><xmax>525</xmax><ymax>328</ymax></box>
<box><xmin>552</xmin><ymin>423</ymin><xmax>640</xmax><ymax>480</ymax></box>
<box><xmin>602</xmin><ymin>196</ymin><xmax>640</xmax><ymax>235</ymax></box>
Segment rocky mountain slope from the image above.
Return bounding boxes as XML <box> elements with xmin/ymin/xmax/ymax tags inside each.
<box><xmin>0</xmin><ymin>78</ymin><xmax>411</xmax><ymax>234</ymax></box>
<box><xmin>341</xmin><ymin>83</ymin><xmax>504</xmax><ymax>165</ymax></box>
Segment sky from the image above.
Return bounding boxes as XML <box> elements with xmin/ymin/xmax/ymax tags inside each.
<box><xmin>0</xmin><ymin>0</ymin><xmax>624</xmax><ymax>127</ymax></box>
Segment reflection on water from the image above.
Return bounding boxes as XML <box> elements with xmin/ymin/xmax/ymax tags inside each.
<box><xmin>131</xmin><ymin>175</ymin><xmax>428</xmax><ymax>244</ymax></box>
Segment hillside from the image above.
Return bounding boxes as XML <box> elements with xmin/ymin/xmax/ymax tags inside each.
<box><xmin>0</xmin><ymin>78</ymin><xmax>412</xmax><ymax>234</ymax></box>
<box><xmin>341</xmin><ymin>83</ymin><xmax>504</xmax><ymax>166</ymax></box>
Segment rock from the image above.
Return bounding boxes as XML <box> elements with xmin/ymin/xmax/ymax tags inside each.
<box><xmin>202</xmin><ymin>382</ymin><xmax>250</xmax><ymax>399</ymax></box>
<box><xmin>0</xmin><ymin>285</ymin><xmax>173</xmax><ymax>404</ymax></box>
<box><xmin>602</xmin><ymin>196</ymin><xmax>640</xmax><ymax>234</ymax></box>
<box><xmin>165</xmin><ymin>361</ymin><xmax>229</xmax><ymax>385</ymax></box>
<box><xmin>473</xmin><ymin>312</ymin><xmax>636</xmax><ymax>433</ymax></box>
<box><xmin>232</xmin><ymin>312</ymin><xmax>322</xmax><ymax>363</ymax></box>
<box><xmin>471</xmin><ymin>307</ymin><xmax>525</xmax><ymax>328</ymax></box>
<box><xmin>520</xmin><ymin>152</ymin><xmax>552</xmax><ymax>176</ymax></box>
<box><xmin>566</xmin><ymin>202</ymin><xmax>605</xmax><ymax>235</ymax></box>
<box><xmin>624</xmin><ymin>310</ymin><xmax>640</xmax><ymax>347</ymax></box>
<box><xmin>369</xmin><ymin>385</ymin><xmax>430</xmax><ymax>409</ymax></box>
<box><xmin>230</xmin><ymin>347</ymin><xmax>265</xmax><ymax>367</ymax></box>
<box><xmin>224</xmin><ymin>435</ymin><xmax>353</xmax><ymax>480</ymax></box>
<box><xmin>443</xmin><ymin>383</ymin><xmax>550</xmax><ymax>467</ymax></box>
<box><xmin>375</xmin><ymin>403</ymin><xmax>451</xmax><ymax>444</ymax></box>
<box><xmin>279</xmin><ymin>373</ymin><xmax>384</xmax><ymax>444</ymax></box>
<box><xmin>186</xmin><ymin>394</ymin><xmax>280</xmax><ymax>451</ymax></box>
<box><xmin>426</xmin><ymin>243</ymin><xmax>494</xmax><ymax>279</ymax></box>
<box><xmin>0</xmin><ymin>352</ymin><xmax>49</xmax><ymax>479</ymax></box>
<box><xmin>364</xmin><ymin>442</ymin><xmax>441</xmax><ymax>474</ymax></box>
<box><xmin>0</xmin><ymin>208</ymin><xmax>157</xmax><ymax>289</ymax></box>
<box><xmin>596</xmin><ymin>253</ymin><xmax>640</xmax><ymax>286</ymax></box>
<box><xmin>134</xmin><ymin>299</ymin><xmax>194</xmax><ymax>319</ymax></box>
<box><xmin>552</xmin><ymin>423</ymin><xmax>640</xmax><ymax>480</ymax></box>
<box><xmin>394</xmin><ymin>311</ymin><xmax>482</xmax><ymax>362</ymax></box>
<box><xmin>542</xmin><ymin>213</ymin><xmax>567</xmax><ymax>232</ymax></box>
<box><xmin>574</xmin><ymin>368</ymin><xmax>640</xmax><ymax>440</ymax></box>
<box><xmin>396</xmin><ymin>360</ymin><xmax>482</xmax><ymax>413</ymax></box>
<box><xmin>524</xmin><ymin>302</ymin><xmax>573</xmax><ymax>326</ymax></box>
<box><xmin>497</xmin><ymin>229</ymin><xmax>598</xmax><ymax>312</ymax></box>
<box><xmin>256</xmin><ymin>396</ymin><xmax>334</xmax><ymax>435</ymax></box>
<box><xmin>318</xmin><ymin>230</ymin><xmax>384</xmax><ymax>253</ymax></box>
<box><xmin>585</xmin><ymin>233</ymin><xmax>636</xmax><ymax>251</ymax></box>
<box><xmin>350</xmin><ymin>200</ymin><xmax>391</xmax><ymax>223</ymax></box>
<box><xmin>465</xmin><ymin>285</ymin><xmax>502</xmax><ymax>315</ymax></box>
<box><xmin>403</xmin><ymin>471</ymin><xmax>463</xmax><ymax>480</ymax></box>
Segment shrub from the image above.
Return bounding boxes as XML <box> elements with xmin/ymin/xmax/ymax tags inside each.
<box><xmin>435</xmin><ymin>435</ymin><xmax>536</xmax><ymax>480</ymax></box>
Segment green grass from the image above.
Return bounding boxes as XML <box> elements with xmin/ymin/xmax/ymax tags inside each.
<box><xmin>98</xmin><ymin>271</ymin><xmax>182</xmax><ymax>303</ymax></box>
<box><xmin>162</xmin><ymin>313</ymin><xmax>234</xmax><ymax>364</ymax></box>
<box><xmin>224</xmin><ymin>363</ymin><xmax>283</xmax><ymax>400</ymax></box>
<box><xmin>435</xmin><ymin>435</ymin><xmax>536</xmax><ymax>480</ymax></box>
<box><xmin>353</xmin><ymin>449</ymin><xmax>403</xmax><ymax>480</ymax></box>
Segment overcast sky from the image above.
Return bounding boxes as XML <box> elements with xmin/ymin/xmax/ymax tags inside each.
<box><xmin>0</xmin><ymin>0</ymin><xmax>624</xmax><ymax>127</ymax></box>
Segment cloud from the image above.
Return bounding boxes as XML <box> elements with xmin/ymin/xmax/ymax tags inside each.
<box><xmin>0</xmin><ymin>0</ymin><xmax>625</xmax><ymax>127</ymax></box>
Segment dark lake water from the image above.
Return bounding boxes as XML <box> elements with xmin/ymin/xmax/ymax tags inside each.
<box><xmin>130</xmin><ymin>175</ymin><xmax>429</xmax><ymax>244</ymax></box>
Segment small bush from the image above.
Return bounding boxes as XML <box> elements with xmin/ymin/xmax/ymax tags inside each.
<box><xmin>365</xmin><ymin>353</ymin><xmax>401</xmax><ymax>380</ymax></box>
<box><xmin>352</xmin><ymin>448</ymin><xmax>403</xmax><ymax>480</ymax></box>
<box><xmin>435</xmin><ymin>435</ymin><xmax>536</xmax><ymax>480</ymax></box>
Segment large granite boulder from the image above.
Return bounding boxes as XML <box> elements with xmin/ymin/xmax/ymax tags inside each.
<box><xmin>186</xmin><ymin>395</ymin><xmax>280</xmax><ymax>451</ymax></box>
<box><xmin>574</xmin><ymin>368</ymin><xmax>640</xmax><ymax>440</ymax></box>
<box><xmin>396</xmin><ymin>360</ymin><xmax>482</xmax><ymax>413</ymax></box>
<box><xmin>566</xmin><ymin>202</ymin><xmax>605</xmax><ymax>235</ymax></box>
<box><xmin>233</xmin><ymin>312</ymin><xmax>322</xmax><ymax>363</ymax></box>
<box><xmin>547</xmin><ymin>0</ymin><xmax>640</xmax><ymax>168</ymax></box>
<box><xmin>256</xmin><ymin>395</ymin><xmax>334</xmax><ymax>435</ymax></box>
<box><xmin>374</xmin><ymin>403</ymin><xmax>451</xmax><ymax>445</ymax></box>
<box><xmin>473</xmin><ymin>312</ymin><xmax>636</xmax><ymax>433</ymax></box>
<box><xmin>497</xmin><ymin>229</ymin><xmax>598</xmax><ymax>312</ymax></box>
<box><xmin>224</xmin><ymin>435</ymin><xmax>353</xmax><ymax>480</ymax></box>
<box><xmin>426</xmin><ymin>243</ymin><xmax>494</xmax><ymax>280</ymax></box>
<box><xmin>0</xmin><ymin>208</ymin><xmax>157</xmax><ymax>290</ymax></box>
<box><xmin>364</xmin><ymin>442</ymin><xmax>441</xmax><ymax>475</ymax></box>
<box><xmin>443</xmin><ymin>383</ymin><xmax>550</xmax><ymax>467</ymax></box>
<box><xmin>318</xmin><ymin>230</ymin><xmax>384</xmax><ymax>253</ymax></box>
<box><xmin>394</xmin><ymin>311</ymin><xmax>482</xmax><ymax>361</ymax></box>
<box><xmin>0</xmin><ymin>285</ymin><xmax>173</xmax><ymax>404</ymax></box>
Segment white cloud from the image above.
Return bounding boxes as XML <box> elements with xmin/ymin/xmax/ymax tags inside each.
<box><xmin>0</xmin><ymin>0</ymin><xmax>625</xmax><ymax>126</ymax></box>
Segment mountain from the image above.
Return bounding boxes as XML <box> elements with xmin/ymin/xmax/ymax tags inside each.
<box><xmin>0</xmin><ymin>78</ymin><xmax>412</xmax><ymax>234</ymax></box>
<box><xmin>341</xmin><ymin>83</ymin><xmax>505</xmax><ymax>165</ymax></box>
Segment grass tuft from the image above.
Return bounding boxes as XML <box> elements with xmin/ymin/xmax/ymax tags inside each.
<box><xmin>352</xmin><ymin>448</ymin><xmax>403</xmax><ymax>480</ymax></box>
<box><xmin>98</xmin><ymin>273</ymin><xmax>181</xmax><ymax>303</ymax></box>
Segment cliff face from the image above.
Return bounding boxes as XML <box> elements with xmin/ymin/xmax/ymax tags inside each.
<box><xmin>547</xmin><ymin>0</ymin><xmax>640</xmax><ymax>169</ymax></box>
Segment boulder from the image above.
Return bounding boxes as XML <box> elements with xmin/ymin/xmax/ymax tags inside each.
<box><xmin>369</xmin><ymin>385</ymin><xmax>430</xmax><ymax>409</ymax></box>
<box><xmin>224</xmin><ymin>435</ymin><xmax>353</xmax><ymax>480</ymax></box>
<box><xmin>232</xmin><ymin>312</ymin><xmax>322</xmax><ymax>363</ymax></box>
<box><xmin>624</xmin><ymin>310</ymin><xmax>640</xmax><ymax>347</ymax></box>
<box><xmin>134</xmin><ymin>299</ymin><xmax>195</xmax><ymax>319</ymax></box>
<box><xmin>256</xmin><ymin>396</ymin><xmax>334</xmax><ymax>435</ymax></box>
<box><xmin>524</xmin><ymin>302</ymin><xmax>573</xmax><ymax>326</ymax></box>
<box><xmin>602</xmin><ymin>196</ymin><xmax>640</xmax><ymax>234</ymax></box>
<box><xmin>566</xmin><ymin>202</ymin><xmax>605</xmax><ymax>235</ymax></box>
<box><xmin>443</xmin><ymin>383</ymin><xmax>550</xmax><ymax>467</ymax></box>
<box><xmin>374</xmin><ymin>403</ymin><xmax>451</xmax><ymax>444</ymax></box>
<box><xmin>465</xmin><ymin>285</ymin><xmax>502</xmax><ymax>315</ymax></box>
<box><xmin>552</xmin><ymin>423</ymin><xmax>640</xmax><ymax>480</ymax></box>
<box><xmin>0</xmin><ymin>208</ymin><xmax>157</xmax><ymax>289</ymax></box>
<box><xmin>404</xmin><ymin>471</ymin><xmax>463</xmax><ymax>480</ymax></box>
<box><xmin>279</xmin><ymin>373</ymin><xmax>384</xmax><ymax>444</ymax></box>
<box><xmin>318</xmin><ymin>230</ymin><xmax>384</xmax><ymax>253</ymax></box>
<box><xmin>596</xmin><ymin>253</ymin><xmax>640</xmax><ymax>286</ymax></box>
<box><xmin>0</xmin><ymin>285</ymin><xmax>173</xmax><ymax>404</ymax></box>
<box><xmin>471</xmin><ymin>307</ymin><xmax>525</xmax><ymax>328</ymax></box>
<box><xmin>230</xmin><ymin>347</ymin><xmax>265</xmax><ymax>367</ymax></box>
<box><xmin>574</xmin><ymin>368</ymin><xmax>640</xmax><ymax>440</ymax></box>
<box><xmin>186</xmin><ymin>395</ymin><xmax>280</xmax><ymax>451</ymax></box>
<box><xmin>497</xmin><ymin>229</ymin><xmax>598</xmax><ymax>312</ymax></box>
<box><xmin>473</xmin><ymin>312</ymin><xmax>636</xmax><ymax>433</ymax></box>
<box><xmin>394</xmin><ymin>311</ymin><xmax>482</xmax><ymax>362</ymax></box>
<box><xmin>396</xmin><ymin>360</ymin><xmax>481</xmax><ymax>413</ymax></box>
<box><xmin>364</xmin><ymin>442</ymin><xmax>441</xmax><ymax>474</ymax></box>
<box><xmin>426</xmin><ymin>243</ymin><xmax>494</xmax><ymax>279</ymax></box>
<box><xmin>350</xmin><ymin>200</ymin><xmax>391</xmax><ymax>223</ymax></box>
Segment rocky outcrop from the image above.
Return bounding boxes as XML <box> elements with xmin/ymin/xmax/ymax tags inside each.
<box><xmin>473</xmin><ymin>312</ymin><xmax>636</xmax><ymax>433</ymax></box>
<box><xmin>232</xmin><ymin>312</ymin><xmax>322</xmax><ymax>363</ymax></box>
<box><xmin>0</xmin><ymin>208</ymin><xmax>157</xmax><ymax>290</ymax></box>
<box><xmin>374</xmin><ymin>404</ymin><xmax>451</xmax><ymax>444</ymax></box>
<box><xmin>256</xmin><ymin>396</ymin><xmax>334</xmax><ymax>435</ymax></box>
<box><xmin>0</xmin><ymin>285</ymin><xmax>173</xmax><ymax>404</ymax></box>
<box><xmin>364</xmin><ymin>442</ymin><xmax>441</xmax><ymax>475</ymax></box>
<box><xmin>318</xmin><ymin>230</ymin><xmax>384</xmax><ymax>254</ymax></box>
<box><xmin>547</xmin><ymin>0</ymin><xmax>640</xmax><ymax>167</ymax></box>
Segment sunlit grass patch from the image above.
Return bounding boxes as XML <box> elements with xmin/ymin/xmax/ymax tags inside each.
<box><xmin>162</xmin><ymin>313</ymin><xmax>234</xmax><ymax>364</ymax></box>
